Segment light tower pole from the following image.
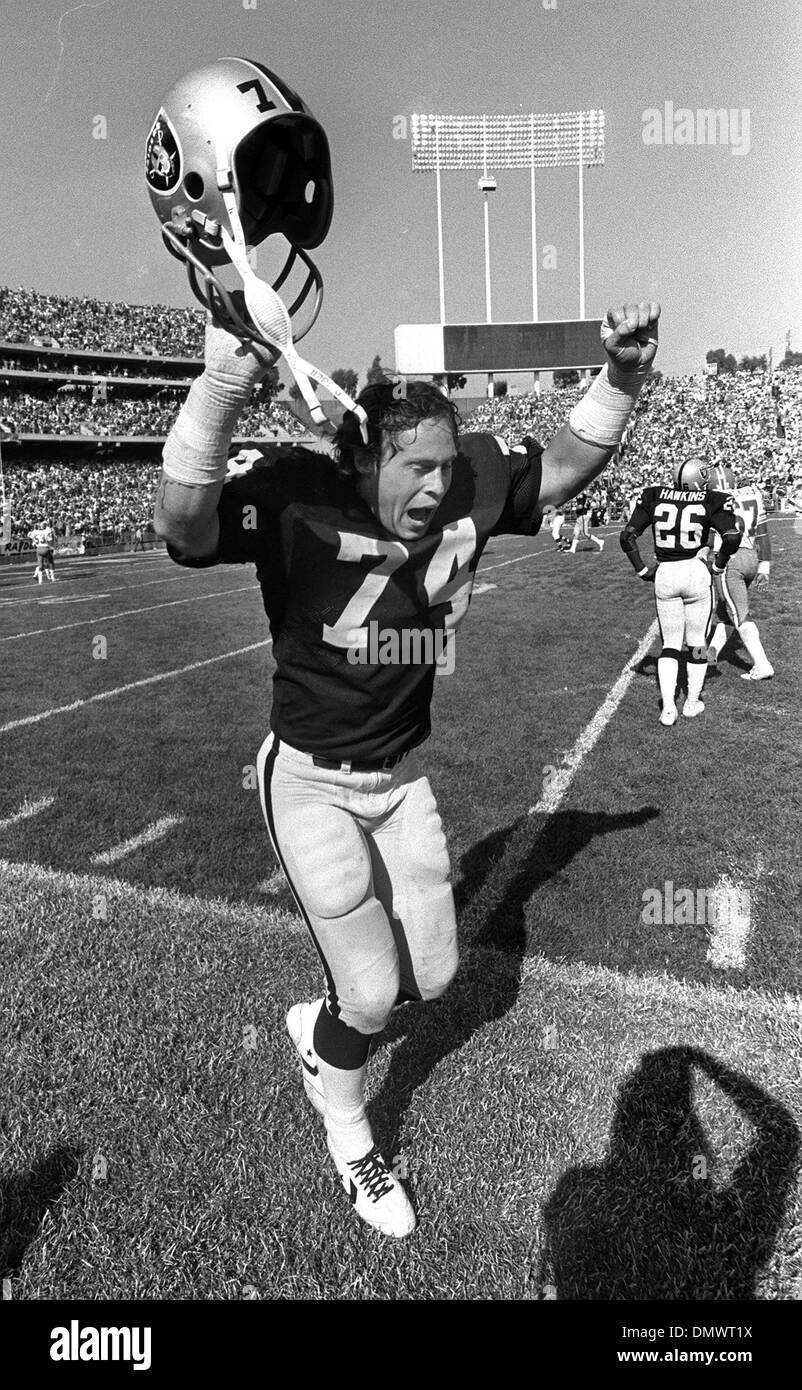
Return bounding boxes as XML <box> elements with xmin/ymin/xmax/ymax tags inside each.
<box><xmin>410</xmin><ymin>109</ymin><xmax>605</xmax><ymax>388</ymax></box>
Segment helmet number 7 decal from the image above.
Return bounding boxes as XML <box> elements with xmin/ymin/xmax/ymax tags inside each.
<box><xmin>236</xmin><ymin>79</ymin><xmax>277</xmax><ymax>113</ymax></box>
<box><xmin>322</xmin><ymin>518</ymin><xmax>478</xmax><ymax>653</ymax></box>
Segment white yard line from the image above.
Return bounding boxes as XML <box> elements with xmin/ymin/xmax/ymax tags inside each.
<box><xmin>0</xmin><ymin>573</ymin><xmax>197</xmax><ymax>607</ymax></box>
<box><xmin>1</xmin><ymin>584</ymin><xmax>259</xmax><ymax>642</ymax></box>
<box><xmin>90</xmin><ymin>816</ymin><xmax>184</xmax><ymax>866</ymax></box>
<box><xmin>479</xmin><ymin>551</ymin><xmax>543</xmax><ymax>573</ymax></box>
<box><xmin>1</xmin><ymin>856</ymin><xmax>796</xmax><ymax>1014</ymax></box>
<box><xmin>529</xmin><ymin>619</ymin><xmax>660</xmax><ymax>815</ymax></box>
<box><xmin>0</xmin><ymin>795</ymin><xmax>56</xmax><ymax>831</ymax></box>
<box><xmin>0</xmin><ymin>639</ymin><xmax>272</xmax><ymax>735</ymax></box>
<box><xmin>0</xmin><ymin>857</ymin><xmax>303</xmax><ymax>934</ymax></box>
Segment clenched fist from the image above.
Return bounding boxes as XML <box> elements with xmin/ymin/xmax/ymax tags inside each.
<box><xmin>602</xmin><ymin>301</ymin><xmax>660</xmax><ymax>378</ymax></box>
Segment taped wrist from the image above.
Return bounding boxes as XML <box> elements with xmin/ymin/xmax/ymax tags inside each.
<box><xmin>162</xmin><ymin>366</ymin><xmax>257</xmax><ymax>486</ymax></box>
<box><xmin>568</xmin><ymin>363</ymin><xmax>647</xmax><ymax>449</ymax></box>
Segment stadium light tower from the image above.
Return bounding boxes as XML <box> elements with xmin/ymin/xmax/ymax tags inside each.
<box><xmin>410</xmin><ymin>109</ymin><xmax>605</xmax><ymax>325</ymax></box>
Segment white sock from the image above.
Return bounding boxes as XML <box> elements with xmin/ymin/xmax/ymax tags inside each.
<box><xmin>318</xmin><ymin>1058</ymin><xmax>373</xmax><ymax>1160</ymax></box>
<box><xmin>686</xmin><ymin>661</ymin><xmax>706</xmax><ymax>703</ymax></box>
<box><xmin>738</xmin><ymin>621</ymin><xmax>769</xmax><ymax>669</ymax></box>
<box><xmin>708</xmin><ymin>623</ymin><xmax>729</xmax><ymax>659</ymax></box>
<box><xmin>658</xmin><ymin>654</ymin><xmax>679</xmax><ymax>710</ymax></box>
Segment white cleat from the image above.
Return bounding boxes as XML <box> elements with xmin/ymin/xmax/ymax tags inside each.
<box><xmin>660</xmin><ymin>705</ymin><xmax>678</xmax><ymax>726</ymax></box>
<box><xmin>286</xmin><ymin>999</ymin><xmax>326</xmax><ymax>1116</ymax></box>
<box><xmin>327</xmin><ymin>1138</ymin><xmax>416</xmax><ymax>1239</ymax></box>
<box><xmin>741</xmin><ymin>664</ymin><xmax>774</xmax><ymax>681</ymax></box>
<box><xmin>682</xmin><ymin>699</ymin><xmax>705</xmax><ymax>718</ymax></box>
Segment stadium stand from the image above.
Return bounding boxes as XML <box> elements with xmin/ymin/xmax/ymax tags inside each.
<box><xmin>0</xmin><ymin>286</ymin><xmax>800</xmax><ymax>554</ymax></box>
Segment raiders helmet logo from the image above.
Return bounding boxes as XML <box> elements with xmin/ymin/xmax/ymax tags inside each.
<box><xmin>145</xmin><ymin>110</ymin><xmax>182</xmax><ymax>194</ymax></box>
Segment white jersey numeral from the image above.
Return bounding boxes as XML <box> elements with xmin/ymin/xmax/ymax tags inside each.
<box><xmin>322</xmin><ymin>533</ymin><xmax>409</xmax><ymax>650</ymax></box>
<box><xmin>422</xmin><ymin>517</ymin><xmax>477</xmax><ymax>629</ymax></box>
<box><xmin>654</xmin><ymin>502</ymin><xmax>706</xmax><ymax>550</ymax></box>
<box><xmin>322</xmin><ymin>518</ymin><xmax>478</xmax><ymax>651</ymax></box>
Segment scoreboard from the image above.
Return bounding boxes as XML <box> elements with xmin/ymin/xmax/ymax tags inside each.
<box><xmin>394</xmin><ymin>320</ymin><xmax>605</xmax><ymax>374</ymax></box>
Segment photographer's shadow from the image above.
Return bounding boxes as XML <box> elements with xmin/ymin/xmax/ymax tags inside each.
<box><xmin>369</xmin><ymin>804</ymin><xmax>659</xmax><ymax>1162</ymax></box>
<box><xmin>0</xmin><ymin>1143</ymin><xmax>82</xmax><ymax>1283</ymax></box>
<box><xmin>538</xmin><ymin>1046</ymin><xmax>799</xmax><ymax>1299</ymax></box>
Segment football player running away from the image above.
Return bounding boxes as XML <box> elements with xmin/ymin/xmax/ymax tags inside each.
<box><xmin>705</xmin><ymin>465</ymin><xmax>774</xmax><ymax>680</ymax></box>
<box><xmin>620</xmin><ymin>457</ymin><xmax>742</xmax><ymax>726</ymax></box>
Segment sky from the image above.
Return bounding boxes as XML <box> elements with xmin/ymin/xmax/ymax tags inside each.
<box><xmin>0</xmin><ymin>0</ymin><xmax>800</xmax><ymax>388</ymax></box>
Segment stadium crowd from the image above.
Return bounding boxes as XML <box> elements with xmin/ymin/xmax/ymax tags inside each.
<box><xmin>0</xmin><ymin>387</ymin><xmax>305</xmax><ymax>441</ymax></box>
<box><xmin>464</xmin><ymin>367</ymin><xmax>802</xmax><ymax>521</ymax></box>
<box><xmin>1</xmin><ymin>285</ymin><xmax>799</xmax><ymax>547</ymax></box>
<box><xmin>0</xmin><ymin>285</ymin><xmax>206</xmax><ymax>358</ymax></box>
<box><xmin>5</xmin><ymin>458</ymin><xmax>163</xmax><ymax>543</ymax></box>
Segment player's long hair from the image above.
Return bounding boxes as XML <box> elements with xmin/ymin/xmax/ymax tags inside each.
<box><xmin>332</xmin><ymin>380</ymin><xmax>461</xmax><ymax>481</ymax></box>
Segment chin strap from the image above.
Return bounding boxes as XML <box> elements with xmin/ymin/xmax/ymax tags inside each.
<box><xmin>214</xmin><ymin>145</ymin><xmax>368</xmax><ymax>444</ymax></box>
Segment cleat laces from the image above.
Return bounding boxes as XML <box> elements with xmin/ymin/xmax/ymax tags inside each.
<box><xmin>348</xmin><ymin>1147</ymin><xmax>395</xmax><ymax>1202</ymax></box>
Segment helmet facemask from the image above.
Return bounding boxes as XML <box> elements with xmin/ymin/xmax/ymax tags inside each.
<box><xmin>149</xmin><ymin>59</ymin><xmax>365</xmax><ymax>437</ymax></box>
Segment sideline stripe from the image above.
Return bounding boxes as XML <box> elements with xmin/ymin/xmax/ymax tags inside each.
<box><xmin>90</xmin><ymin>816</ymin><xmax>185</xmax><ymax>866</ymax></box>
<box><xmin>1</xmin><ymin>584</ymin><xmax>258</xmax><ymax>643</ymax></box>
<box><xmin>1</xmin><ymin>856</ymin><xmax>797</xmax><ymax>1015</ymax></box>
<box><xmin>529</xmin><ymin>619</ymin><xmax>660</xmax><ymax>814</ymax></box>
<box><xmin>0</xmin><ymin>856</ymin><xmax>303</xmax><ymax>935</ymax></box>
<box><xmin>0</xmin><ymin>639</ymin><xmax>272</xmax><ymax>735</ymax></box>
<box><xmin>480</xmin><ymin>551</ymin><xmax>542</xmax><ymax>573</ymax></box>
<box><xmin>0</xmin><ymin>573</ymin><xmax>200</xmax><ymax>608</ymax></box>
<box><xmin>0</xmin><ymin>795</ymin><xmax>56</xmax><ymax>831</ymax></box>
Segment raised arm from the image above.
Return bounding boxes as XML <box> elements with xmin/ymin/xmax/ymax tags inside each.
<box><xmin>153</xmin><ymin>321</ymin><xmax>272</xmax><ymax>559</ymax></box>
<box><xmin>538</xmin><ymin>301</ymin><xmax>660</xmax><ymax>508</ymax></box>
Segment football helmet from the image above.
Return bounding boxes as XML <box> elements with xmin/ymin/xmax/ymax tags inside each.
<box><xmin>146</xmin><ymin>57</ymin><xmax>333</xmax><ymax>348</ymax></box>
<box><xmin>672</xmin><ymin>456</ymin><xmax>710</xmax><ymax>490</ymax></box>
<box><xmin>706</xmin><ymin>464</ymin><xmax>736</xmax><ymax>492</ymax></box>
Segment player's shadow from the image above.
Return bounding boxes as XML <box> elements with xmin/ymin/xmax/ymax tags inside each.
<box><xmin>537</xmin><ymin>1046</ymin><xmax>800</xmax><ymax>1299</ymax></box>
<box><xmin>715</xmin><ymin>634</ymin><xmax>751</xmax><ymax>674</ymax></box>
<box><xmin>369</xmin><ymin>805</ymin><xmax>659</xmax><ymax>1162</ymax></box>
<box><xmin>0</xmin><ymin>1143</ymin><xmax>82</xmax><ymax>1281</ymax></box>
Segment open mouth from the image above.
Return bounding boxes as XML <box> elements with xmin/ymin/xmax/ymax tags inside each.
<box><xmin>407</xmin><ymin>506</ymin><xmax>435</xmax><ymax>525</ymax></box>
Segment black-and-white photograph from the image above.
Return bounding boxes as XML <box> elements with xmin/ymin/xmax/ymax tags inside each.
<box><xmin>1</xmin><ymin>0</ymin><xmax>800</xmax><ymax>1350</ymax></box>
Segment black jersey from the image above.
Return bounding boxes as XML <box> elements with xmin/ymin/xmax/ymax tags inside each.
<box><xmin>168</xmin><ymin>432</ymin><xmax>543</xmax><ymax>761</ymax></box>
<box><xmin>628</xmin><ymin>486</ymin><xmax>739</xmax><ymax>562</ymax></box>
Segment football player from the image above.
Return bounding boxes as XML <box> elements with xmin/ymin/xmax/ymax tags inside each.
<box><xmin>30</xmin><ymin>524</ymin><xmax>56</xmax><ymax>583</ymax></box>
<box><xmin>543</xmin><ymin>503</ymin><xmax>570</xmax><ymax>552</ymax></box>
<box><xmin>620</xmin><ymin>457</ymin><xmax>741</xmax><ymax>725</ymax></box>
<box><xmin>150</xmin><ymin>56</ymin><xmax>661</xmax><ymax>1242</ymax></box>
<box><xmin>569</xmin><ymin>492</ymin><xmax>604</xmax><ymax>553</ymax></box>
<box><xmin>705</xmin><ymin>465</ymin><xmax>774</xmax><ymax>680</ymax></box>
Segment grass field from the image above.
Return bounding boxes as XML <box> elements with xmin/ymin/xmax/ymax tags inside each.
<box><xmin>1</xmin><ymin>514</ymin><xmax>801</xmax><ymax>1300</ymax></box>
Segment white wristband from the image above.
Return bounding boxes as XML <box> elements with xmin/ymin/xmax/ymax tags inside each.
<box><xmin>163</xmin><ymin>370</ymin><xmax>253</xmax><ymax>486</ymax></box>
<box><xmin>568</xmin><ymin>363</ymin><xmax>647</xmax><ymax>449</ymax></box>
<box><xmin>757</xmin><ymin>561</ymin><xmax>770</xmax><ymax>576</ymax></box>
